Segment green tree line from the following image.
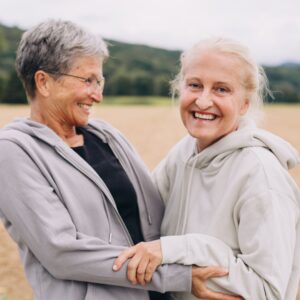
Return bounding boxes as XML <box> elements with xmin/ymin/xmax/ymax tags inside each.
<box><xmin>0</xmin><ymin>23</ymin><xmax>299</xmax><ymax>104</ymax></box>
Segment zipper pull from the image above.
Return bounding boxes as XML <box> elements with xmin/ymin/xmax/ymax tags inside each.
<box><xmin>148</xmin><ymin>214</ymin><xmax>152</xmax><ymax>225</ymax></box>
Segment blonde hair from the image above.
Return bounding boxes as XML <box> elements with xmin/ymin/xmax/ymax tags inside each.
<box><xmin>171</xmin><ymin>37</ymin><xmax>272</xmax><ymax>123</ymax></box>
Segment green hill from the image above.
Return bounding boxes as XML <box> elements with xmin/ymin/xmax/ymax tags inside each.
<box><xmin>0</xmin><ymin>23</ymin><xmax>299</xmax><ymax>104</ymax></box>
<box><xmin>103</xmin><ymin>39</ymin><xmax>180</xmax><ymax>96</ymax></box>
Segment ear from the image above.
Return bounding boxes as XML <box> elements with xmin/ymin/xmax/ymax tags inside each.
<box><xmin>34</xmin><ymin>70</ymin><xmax>51</xmax><ymax>97</ymax></box>
<box><xmin>240</xmin><ymin>98</ymin><xmax>250</xmax><ymax>115</ymax></box>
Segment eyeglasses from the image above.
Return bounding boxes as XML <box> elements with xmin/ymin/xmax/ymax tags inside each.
<box><xmin>51</xmin><ymin>72</ymin><xmax>105</xmax><ymax>92</ymax></box>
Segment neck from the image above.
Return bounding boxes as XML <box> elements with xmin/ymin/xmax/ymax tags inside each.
<box><xmin>30</xmin><ymin>100</ymin><xmax>83</xmax><ymax>147</ymax></box>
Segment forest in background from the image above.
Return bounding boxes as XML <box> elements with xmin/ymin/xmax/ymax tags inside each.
<box><xmin>0</xmin><ymin>23</ymin><xmax>300</xmax><ymax>104</ymax></box>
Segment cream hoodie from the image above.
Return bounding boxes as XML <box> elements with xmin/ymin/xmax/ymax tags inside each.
<box><xmin>154</xmin><ymin>121</ymin><xmax>300</xmax><ymax>300</ymax></box>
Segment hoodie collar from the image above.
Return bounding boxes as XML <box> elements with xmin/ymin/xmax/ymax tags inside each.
<box><xmin>185</xmin><ymin>120</ymin><xmax>300</xmax><ymax>171</ymax></box>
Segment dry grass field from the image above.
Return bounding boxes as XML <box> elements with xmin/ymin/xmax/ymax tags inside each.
<box><xmin>0</xmin><ymin>104</ymin><xmax>299</xmax><ymax>300</ymax></box>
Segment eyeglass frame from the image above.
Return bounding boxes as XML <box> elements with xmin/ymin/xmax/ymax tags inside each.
<box><xmin>45</xmin><ymin>71</ymin><xmax>105</xmax><ymax>92</ymax></box>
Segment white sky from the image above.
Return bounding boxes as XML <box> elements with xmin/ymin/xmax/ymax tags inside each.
<box><xmin>1</xmin><ymin>0</ymin><xmax>300</xmax><ymax>65</ymax></box>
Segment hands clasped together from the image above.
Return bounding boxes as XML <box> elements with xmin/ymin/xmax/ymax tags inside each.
<box><xmin>113</xmin><ymin>240</ymin><xmax>243</xmax><ymax>300</ymax></box>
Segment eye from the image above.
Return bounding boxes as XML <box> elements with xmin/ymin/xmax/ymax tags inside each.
<box><xmin>215</xmin><ymin>86</ymin><xmax>230</xmax><ymax>94</ymax></box>
<box><xmin>187</xmin><ymin>82</ymin><xmax>202</xmax><ymax>90</ymax></box>
<box><xmin>84</xmin><ymin>77</ymin><xmax>93</xmax><ymax>85</ymax></box>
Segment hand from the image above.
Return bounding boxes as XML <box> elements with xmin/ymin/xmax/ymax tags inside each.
<box><xmin>192</xmin><ymin>266</ymin><xmax>244</xmax><ymax>300</ymax></box>
<box><xmin>113</xmin><ymin>240</ymin><xmax>162</xmax><ymax>285</ymax></box>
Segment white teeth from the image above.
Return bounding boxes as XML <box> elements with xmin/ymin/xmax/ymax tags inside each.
<box><xmin>78</xmin><ymin>103</ymin><xmax>91</xmax><ymax>110</ymax></box>
<box><xmin>194</xmin><ymin>112</ymin><xmax>216</xmax><ymax>120</ymax></box>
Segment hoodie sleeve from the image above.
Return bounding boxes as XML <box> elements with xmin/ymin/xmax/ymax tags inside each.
<box><xmin>160</xmin><ymin>187</ymin><xmax>299</xmax><ymax>299</ymax></box>
<box><xmin>0</xmin><ymin>139</ymin><xmax>191</xmax><ymax>293</ymax></box>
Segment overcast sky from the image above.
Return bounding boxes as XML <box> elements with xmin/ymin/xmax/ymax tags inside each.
<box><xmin>1</xmin><ymin>0</ymin><xmax>300</xmax><ymax>65</ymax></box>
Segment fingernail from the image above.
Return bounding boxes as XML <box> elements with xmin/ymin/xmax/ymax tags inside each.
<box><xmin>112</xmin><ymin>265</ymin><xmax>118</xmax><ymax>271</ymax></box>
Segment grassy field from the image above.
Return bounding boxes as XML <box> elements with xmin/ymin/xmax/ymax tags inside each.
<box><xmin>0</xmin><ymin>103</ymin><xmax>299</xmax><ymax>300</ymax></box>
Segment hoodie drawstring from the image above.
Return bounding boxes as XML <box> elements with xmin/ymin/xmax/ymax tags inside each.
<box><xmin>175</xmin><ymin>156</ymin><xmax>198</xmax><ymax>235</ymax></box>
<box><xmin>181</xmin><ymin>158</ymin><xmax>198</xmax><ymax>234</ymax></box>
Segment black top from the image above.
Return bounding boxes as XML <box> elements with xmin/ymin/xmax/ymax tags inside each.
<box><xmin>72</xmin><ymin>127</ymin><xmax>144</xmax><ymax>244</ymax></box>
<box><xmin>72</xmin><ymin>127</ymin><xmax>170</xmax><ymax>300</ymax></box>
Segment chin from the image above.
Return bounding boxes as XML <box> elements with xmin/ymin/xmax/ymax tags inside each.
<box><xmin>75</xmin><ymin>118</ymin><xmax>89</xmax><ymax>127</ymax></box>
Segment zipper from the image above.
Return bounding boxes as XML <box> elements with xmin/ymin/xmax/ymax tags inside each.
<box><xmin>86</xmin><ymin>122</ymin><xmax>153</xmax><ymax>227</ymax></box>
<box><xmin>105</xmin><ymin>135</ymin><xmax>153</xmax><ymax>232</ymax></box>
<box><xmin>55</xmin><ymin>145</ymin><xmax>134</xmax><ymax>246</ymax></box>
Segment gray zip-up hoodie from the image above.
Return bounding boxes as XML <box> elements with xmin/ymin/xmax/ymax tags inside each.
<box><xmin>0</xmin><ymin>118</ymin><xmax>191</xmax><ymax>300</ymax></box>
<box><xmin>154</xmin><ymin>120</ymin><xmax>300</xmax><ymax>300</ymax></box>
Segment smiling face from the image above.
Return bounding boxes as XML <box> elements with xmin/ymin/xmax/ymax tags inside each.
<box><xmin>33</xmin><ymin>56</ymin><xmax>104</xmax><ymax>137</ymax></box>
<box><xmin>50</xmin><ymin>56</ymin><xmax>103</xmax><ymax>127</ymax></box>
<box><xmin>179</xmin><ymin>50</ymin><xmax>249</xmax><ymax>151</ymax></box>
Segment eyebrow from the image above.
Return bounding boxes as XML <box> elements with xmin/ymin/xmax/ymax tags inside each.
<box><xmin>214</xmin><ymin>81</ymin><xmax>231</xmax><ymax>85</ymax></box>
<box><xmin>184</xmin><ymin>77</ymin><xmax>202</xmax><ymax>83</ymax></box>
<box><xmin>186</xmin><ymin>77</ymin><xmax>231</xmax><ymax>85</ymax></box>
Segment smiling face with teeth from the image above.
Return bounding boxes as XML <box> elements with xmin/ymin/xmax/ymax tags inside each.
<box><xmin>34</xmin><ymin>56</ymin><xmax>103</xmax><ymax>139</ymax></box>
<box><xmin>179</xmin><ymin>50</ymin><xmax>250</xmax><ymax>151</ymax></box>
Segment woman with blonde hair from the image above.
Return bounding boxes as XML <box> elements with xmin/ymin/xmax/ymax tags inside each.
<box><xmin>114</xmin><ymin>38</ymin><xmax>300</xmax><ymax>300</ymax></box>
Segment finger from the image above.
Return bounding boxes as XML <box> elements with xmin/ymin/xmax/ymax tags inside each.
<box><xmin>144</xmin><ymin>259</ymin><xmax>161</xmax><ymax>283</ymax></box>
<box><xmin>127</xmin><ymin>254</ymin><xmax>143</xmax><ymax>284</ymax></box>
<box><xmin>113</xmin><ymin>247</ymin><xmax>136</xmax><ymax>271</ymax></box>
<box><xmin>136</xmin><ymin>257</ymin><xmax>150</xmax><ymax>285</ymax></box>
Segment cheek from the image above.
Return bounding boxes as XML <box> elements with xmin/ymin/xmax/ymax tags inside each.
<box><xmin>239</xmin><ymin>99</ymin><xmax>250</xmax><ymax>115</ymax></box>
<box><xmin>179</xmin><ymin>97</ymin><xmax>190</xmax><ymax>118</ymax></box>
<box><xmin>179</xmin><ymin>89</ymin><xmax>193</xmax><ymax>108</ymax></box>
<box><xmin>179</xmin><ymin>99</ymin><xmax>188</xmax><ymax>125</ymax></box>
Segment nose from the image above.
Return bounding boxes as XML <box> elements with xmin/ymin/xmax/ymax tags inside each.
<box><xmin>88</xmin><ymin>87</ymin><xmax>103</xmax><ymax>103</ymax></box>
<box><xmin>195</xmin><ymin>90</ymin><xmax>213</xmax><ymax>109</ymax></box>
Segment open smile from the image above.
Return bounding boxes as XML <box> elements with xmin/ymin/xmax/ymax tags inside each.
<box><xmin>193</xmin><ymin>112</ymin><xmax>217</xmax><ymax>121</ymax></box>
<box><xmin>78</xmin><ymin>103</ymin><xmax>92</xmax><ymax>114</ymax></box>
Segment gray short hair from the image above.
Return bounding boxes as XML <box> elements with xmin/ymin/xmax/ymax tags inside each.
<box><xmin>16</xmin><ymin>19</ymin><xmax>109</xmax><ymax>99</ymax></box>
<box><xmin>171</xmin><ymin>37</ymin><xmax>272</xmax><ymax>123</ymax></box>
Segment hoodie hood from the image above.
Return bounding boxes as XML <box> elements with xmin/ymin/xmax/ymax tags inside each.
<box><xmin>184</xmin><ymin>119</ymin><xmax>300</xmax><ymax>171</ymax></box>
<box><xmin>1</xmin><ymin>117</ymin><xmax>113</xmax><ymax>147</ymax></box>
<box><xmin>2</xmin><ymin>117</ymin><xmax>64</xmax><ymax>147</ymax></box>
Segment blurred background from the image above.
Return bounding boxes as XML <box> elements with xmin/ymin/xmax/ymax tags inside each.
<box><xmin>0</xmin><ymin>0</ymin><xmax>300</xmax><ymax>104</ymax></box>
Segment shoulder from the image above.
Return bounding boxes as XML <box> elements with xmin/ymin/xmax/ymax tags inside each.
<box><xmin>0</xmin><ymin>127</ymin><xmax>29</xmax><ymax>143</ymax></box>
<box><xmin>240</xmin><ymin>145</ymin><xmax>288</xmax><ymax>174</ymax></box>
<box><xmin>0</xmin><ymin>129</ymin><xmax>33</xmax><ymax>155</ymax></box>
<box><xmin>88</xmin><ymin>118</ymin><xmax>120</xmax><ymax>134</ymax></box>
<box><xmin>236</xmin><ymin>146</ymin><xmax>299</xmax><ymax>199</ymax></box>
<box><xmin>87</xmin><ymin>118</ymin><xmax>146</xmax><ymax>164</ymax></box>
<box><xmin>87</xmin><ymin>118</ymin><xmax>128</xmax><ymax>142</ymax></box>
<box><xmin>154</xmin><ymin>135</ymin><xmax>196</xmax><ymax>181</ymax></box>
<box><xmin>159</xmin><ymin>135</ymin><xmax>194</xmax><ymax>168</ymax></box>
<box><xmin>0</xmin><ymin>138</ymin><xmax>32</xmax><ymax>170</ymax></box>
<box><xmin>166</xmin><ymin>135</ymin><xmax>196</xmax><ymax>161</ymax></box>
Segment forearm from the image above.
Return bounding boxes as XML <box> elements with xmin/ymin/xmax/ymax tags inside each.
<box><xmin>161</xmin><ymin>233</ymin><xmax>291</xmax><ymax>299</ymax></box>
<box><xmin>43</xmin><ymin>235</ymin><xmax>191</xmax><ymax>292</ymax></box>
